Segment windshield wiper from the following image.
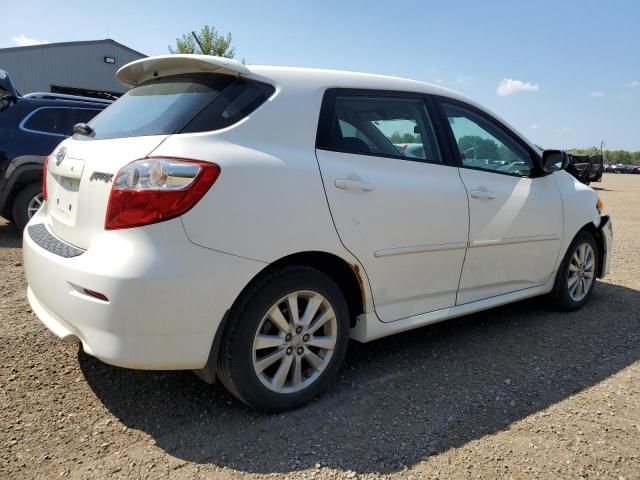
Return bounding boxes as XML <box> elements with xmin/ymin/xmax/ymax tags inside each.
<box><xmin>73</xmin><ymin>122</ymin><xmax>95</xmax><ymax>136</ymax></box>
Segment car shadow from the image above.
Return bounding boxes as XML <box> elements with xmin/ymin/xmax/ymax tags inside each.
<box><xmin>0</xmin><ymin>220</ymin><xmax>22</xmax><ymax>248</ymax></box>
<box><xmin>79</xmin><ymin>281</ymin><xmax>640</xmax><ymax>475</ymax></box>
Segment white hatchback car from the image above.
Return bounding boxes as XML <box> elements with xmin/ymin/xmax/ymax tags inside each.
<box><xmin>24</xmin><ymin>55</ymin><xmax>612</xmax><ymax>411</ymax></box>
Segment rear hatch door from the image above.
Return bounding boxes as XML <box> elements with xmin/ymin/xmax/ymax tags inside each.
<box><xmin>44</xmin><ymin>64</ymin><xmax>244</xmax><ymax>249</ymax></box>
<box><xmin>43</xmin><ymin>56</ymin><xmax>254</xmax><ymax>249</ymax></box>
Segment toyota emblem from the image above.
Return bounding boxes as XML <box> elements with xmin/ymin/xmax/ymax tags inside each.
<box><xmin>55</xmin><ymin>147</ymin><xmax>66</xmax><ymax>166</ymax></box>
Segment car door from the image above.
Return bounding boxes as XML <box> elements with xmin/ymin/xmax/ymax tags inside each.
<box><xmin>315</xmin><ymin>90</ymin><xmax>469</xmax><ymax>322</ymax></box>
<box><xmin>436</xmin><ymin>100</ymin><xmax>563</xmax><ymax>304</ymax></box>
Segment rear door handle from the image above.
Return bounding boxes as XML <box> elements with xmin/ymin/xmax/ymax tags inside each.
<box><xmin>470</xmin><ymin>190</ymin><xmax>496</xmax><ymax>199</ymax></box>
<box><xmin>335</xmin><ymin>179</ymin><xmax>374</xmax><ymax>191</ymax></box>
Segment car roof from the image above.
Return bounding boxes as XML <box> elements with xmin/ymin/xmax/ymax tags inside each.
<box><xmin>250</xmin><ymin>65</ymin><xmax>463</xmax><ymax>97</ymax></box>
<box><xmin>246</xmin><ymin>66</ymin><xmax>537</xmax><ymax>152</ymax></box>
<box><xmin>19</xmin><ymin>97</ymin><xmax>109</xmax><ymax>109</ymax></box>
<box><xmin>117</xmin><ymin>54</ymin><xmax>465</xmax><ymax>99</ymax></box>
<box><xmin>116</xmin><ymin>55</ymin><xmax>537</xmax><ymax>151</ymax></box>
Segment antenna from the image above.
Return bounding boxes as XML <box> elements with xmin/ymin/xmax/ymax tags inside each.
<box><xmin>191</xmin><ymin>31</ymin><xmax>205</xmax><ymax>54</ymax></box>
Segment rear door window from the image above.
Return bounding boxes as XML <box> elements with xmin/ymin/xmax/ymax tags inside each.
<box><xmin>85</xmin><ymin>74</ymin><xmax>274</xmax><ymax>140</ymax></box>
<box><xmin>316</xmin><ymin>91</ymin><xmax>441</xmax><ymax>163</ymax></box>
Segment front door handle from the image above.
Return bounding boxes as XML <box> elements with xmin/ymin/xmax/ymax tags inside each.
<box><xmin>470</xmin><ymin>190</ymin><xmax>496</xmax><ymax>199</ymax></box>
<box><xmin>335</xmin><ymin>179</ymin><xmax>374</xmax><ymax>191</ymax></box>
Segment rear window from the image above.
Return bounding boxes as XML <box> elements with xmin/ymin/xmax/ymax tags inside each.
<box><xmin>85</xmin><ymin>73</ymin><xmax>274</xmax><ymax>140</ymax></box>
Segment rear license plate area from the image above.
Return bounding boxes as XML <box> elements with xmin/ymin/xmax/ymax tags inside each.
<box><xmin>53</xmin><ymin>176</ymin><xmax>80</xmax><ymax>218</ymax></box>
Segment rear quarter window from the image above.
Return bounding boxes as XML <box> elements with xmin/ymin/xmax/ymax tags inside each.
<box><xmin>22</xmin><ymin>107</ymin><xmax>102</xmax><ymax>136</ymax></box>
<box><xmin>180</xmin><ymin>78</ymin><xmax>275</xmax><ymax>133</ymax></box>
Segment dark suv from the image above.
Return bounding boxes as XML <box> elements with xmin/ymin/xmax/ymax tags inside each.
<box><xmin>0</xmin><ymin>69</ymin><xmax>111</xmax><ymax>230</ymax></box>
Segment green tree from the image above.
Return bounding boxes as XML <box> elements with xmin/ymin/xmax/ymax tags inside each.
<box><xmin>568</xmin><ymin>147</ymin><xmax>640</xmax><ymax>165</ymax></box>
<box><xmin>458</xmin><ymin>135</ymin><xmax>499</xmax><ymax>160</ymax></box>
<box><xmin>169</xmin><ymin>25</ymin><xmax>236</xmax><ymax>58</ymax></box>
<box><xmin>388</xmin><ymin>131</ymin><xmax>420</xmax><ymax>144</ymax></box>
<box><xmin>388</xmin><ymin>131</ymin><xmax>403</xmax><ymax>144</ymax></box>
<box><xmin>497</xmin><ymin>144</ymin><xmax>512</xmax><ymax>161</ymax></box>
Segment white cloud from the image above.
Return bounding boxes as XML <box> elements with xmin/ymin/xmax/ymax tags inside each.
<box><xmin>432</xmin><ymin>78</ymin><xmax>445</xmax><ymax>85</ymax></box>
<box><xmin>497</xmin><ymin>78</ymin><xmax>539</xmax><ymax>96</ymax></box>
<box><xmin>456</xmin><ymin>75</ymin><xmax>474</xmax><ymax>84</ymax></box>
<box><xmin>590</xmin><ymin>91</ymin><xmax>605</xmax><ymax>97</ymax></box>
<box><xmin>530</xmin><ymin>124</ymin><xmax>539</xmax><ymax>129</ymax></box>
<box><xmin>555</xmin><ymin>127</ymin><xmax>575</xmax><ymax>133</ymax></box>
<box><xmin>12</xmin><ymin>34</ymin><xmax>49</xmax><ymax>47</ymax></box>
<box><xmin>628</xmin><ymin>80</ymin><xmax>640</xmax><ymax>88</ymax></box>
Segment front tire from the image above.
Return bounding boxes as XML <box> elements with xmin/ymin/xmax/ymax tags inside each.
<box><xmin>217</xmin><ymin>266</ymin><xmax>350</xmax><ymax>412</ymax></box>
<box><xmin>551</xmin><ymin>230</ymin><xmax>598</xmax><ymax>311</ymax></box>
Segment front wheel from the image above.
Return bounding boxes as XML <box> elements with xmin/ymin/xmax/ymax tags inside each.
<box><xmin>217</xmin><ymin>266</ymin><xmax>350</xmax><ymax>412</ymax></box>
<box><xmin>551</xmin><ymin>230</ymin><xmax>599</xmax><ymax>311</ymax></box>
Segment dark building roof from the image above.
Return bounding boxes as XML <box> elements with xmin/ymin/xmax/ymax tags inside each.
<box><xmin>0</xmin><ymin>39</ymin><xmax>146</xmax><ymax>58</ymax></box>
<box><xmin>0</xmin><ymin>38</ymin><xmax>147</xmax><ymax>95</ymax></box>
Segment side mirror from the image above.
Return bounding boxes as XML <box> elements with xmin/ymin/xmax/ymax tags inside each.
<box><xmin>541</xmin><ymin>149</ymin><xmax>569</xmax><ymax>173</ymax></box>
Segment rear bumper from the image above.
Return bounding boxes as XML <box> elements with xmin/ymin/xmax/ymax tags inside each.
<box><xmin>23</xmin><ymin>212</ymin><xmax>265</xmax><ymax>370</ymax></box>
<box><xmin>599</xmin><ymin>214</ymin><xmax>613</xmax><ymax>277</ymax></box>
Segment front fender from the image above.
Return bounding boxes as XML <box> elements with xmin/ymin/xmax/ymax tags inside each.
<box><xmin>552</xmin><ymin>170</ymin><xmax>600</xmax><ymax>273</ymax></box>
<box><xmin>597</xmin><ymin>215</ymin><xmax>612</xmax><ymax>277</ymax></box>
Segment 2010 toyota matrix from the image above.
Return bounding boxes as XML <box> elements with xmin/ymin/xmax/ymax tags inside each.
<box><xmin>23</xmin><ymin>55</ymin><xmax>613</xmax><ymax>411</ymax></box>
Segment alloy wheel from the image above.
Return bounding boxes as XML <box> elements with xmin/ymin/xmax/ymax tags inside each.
<box><xmin>27</xmin><ymin>192</ymin><xmax>43</xmax><ymax>219</ymax></box>
<box><xmin>567</xmin><ymin>242</ymin><xmax>595</xmax><ymax>302</ymax></box>
<box><xmin>252</xmin><ymin>290</ymin><xmax>337</xmax><ymax>394</ymax></box>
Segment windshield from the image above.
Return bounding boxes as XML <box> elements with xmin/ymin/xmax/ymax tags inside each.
<box><xmin>85</xmin><ymin>73</ymin><xmax>235</xmax><ymax>140</ymax></box>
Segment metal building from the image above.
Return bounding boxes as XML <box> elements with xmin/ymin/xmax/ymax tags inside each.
<box><xmin>0</xmin><ymin>39</ymin><xmax>146</xmax><ymax>98</ymax></box>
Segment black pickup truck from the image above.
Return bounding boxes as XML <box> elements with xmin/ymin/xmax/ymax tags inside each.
<box><xmin>566</xmin><ymin>153</ymin><xmax>604</xmax><ymax>185</ymax></box>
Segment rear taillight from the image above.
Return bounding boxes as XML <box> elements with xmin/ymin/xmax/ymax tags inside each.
<box><xmin>105</xmin><ymin>157</ymin><xmax>220</xmax><ymax>230</ymax></box>
<box><xmin>42</xmin><ymin>155</ymin><xmax>50</xmax><ymax>202</ymax></box>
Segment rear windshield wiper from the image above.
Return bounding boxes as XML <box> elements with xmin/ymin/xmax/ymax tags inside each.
<box><xmin>73</xmin><ymin>122</ymin><xmax>95</xmax><ymax>136</ymax></box>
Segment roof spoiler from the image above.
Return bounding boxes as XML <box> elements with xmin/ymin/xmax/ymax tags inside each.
<box><xmin>116</xmin><ymin>54</ymin><xmax>250</xmax><ymax>87</ymax></box>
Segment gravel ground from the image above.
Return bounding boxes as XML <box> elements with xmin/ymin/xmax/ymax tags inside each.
<box><xmin>1</xmin><ymin>173</ymin><xmax>639</xmax><ymax>479</ymax></box>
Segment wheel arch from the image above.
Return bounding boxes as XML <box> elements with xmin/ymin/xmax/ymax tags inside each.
<box><xmin>242</xmin><ymin>251</ymin><xmax>368</xmax><ymax>328</ymax></box>
<box><xmin>579</xmin><ymin>221</ymin><xmax>606</xmax><ymax>278</ymax></box>
<box><xmin>0</xmin><ymin>162</ymin><xmax>42</xmax><ymax>219</ymax></box>
<box><xmin>557</xmin><ymin>221</ymin><xmax>605</xmax><ymax>279</ymax></box>
<box><xmin>194</xmin><ymin>250</ymin><xmax>370</xmax><ymax>384</ymax></box>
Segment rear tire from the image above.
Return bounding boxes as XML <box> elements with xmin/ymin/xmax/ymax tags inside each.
<box><xmin>12</xmin><ymin>182</ymin><xmax>43</xmax><ymax>231</ymax></box>
<box><xmin>217</xmin><ymin>266</ymin><xmax>349</xmax><ymax>412</ymax></box>
<box><xmin>551</xmin><ymin>230</ymin><xmax>598</xmax><ymax>311</ymax></box>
